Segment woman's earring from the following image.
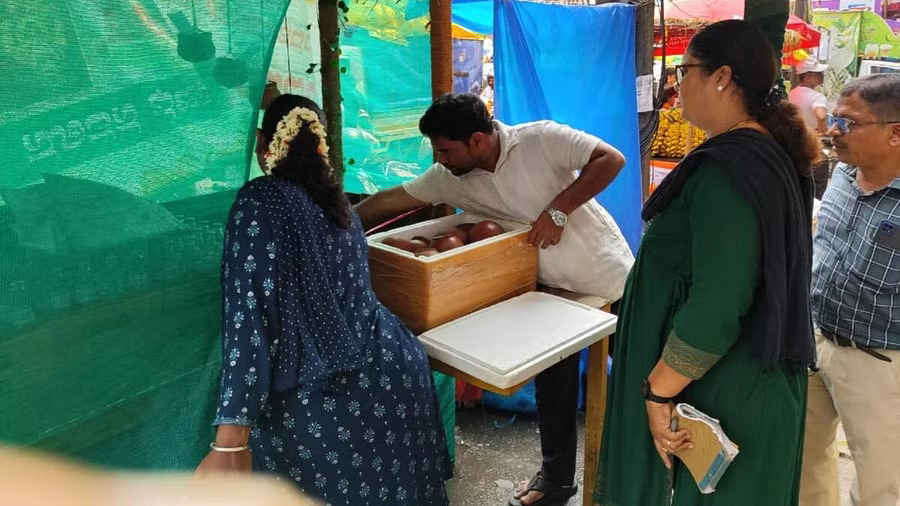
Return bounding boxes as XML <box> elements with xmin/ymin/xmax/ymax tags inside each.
<box><xmin>717</xmin><ymin>85</ymin><xmax>724</xmax><ymax>92</ymax></box>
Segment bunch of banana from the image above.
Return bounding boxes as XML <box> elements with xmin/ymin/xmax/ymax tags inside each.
<box><xmin>688</xmin><ymin>128</ymin><xmax>707</xmax><ymax>150</ymax></box>
<box><xmin>651</xmin><ymin>108</ymin><xmax>707</xmax><ymax>158</ymax></box>
<box><xmin>651</xmin><ymin>111</ymin><xmax>670</xmax><ymax>155</ymax></box>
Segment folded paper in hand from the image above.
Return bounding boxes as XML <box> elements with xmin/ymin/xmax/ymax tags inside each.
<box><xmin>671</xmin><ymin>403</ymin><xmax>739</xmax><ymax>494</ymax></box>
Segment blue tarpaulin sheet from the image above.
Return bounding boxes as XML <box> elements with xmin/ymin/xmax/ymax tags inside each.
<box><xmin>494</xmin><ymin>0</ymin><xmax>642</xmax><ymax>251</ymax></box>
<box><xmin>452</xmin><ymin>0</ymin><xmax>494</xmax><ymax>35</ymax></box>
<box><xmin>484</xmin><ymin>0</ymin><xmax>640</xmax><ymax>414</ymax></box>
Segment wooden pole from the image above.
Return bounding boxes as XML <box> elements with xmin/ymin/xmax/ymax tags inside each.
<box><xmin>429</xmin><ymin>0</ymin><xmax>453</xmax><ymax>99</ymax></box>
<box><xmin>635</xmin><ymin>0</ymin><xmax>654</xmax><ymax>201</ymax></box>
<box><xmin>429</xmin><ymin>0</ymin><xmax>454</xmax><ymax>218</ymax></box>
<box><xmin>794</xmin><ymin>0</ymin><xmax>809</xmax><ymax>22</ymax></box>
<box><xmin>582</xmin><ymin>3</ymin><xmax>654</xmax><ymax>504</ymax></box>
<box><xmin>319</xmin><ymin>0</ymin><xmax>344</xmax><ymax>176</ymax></box>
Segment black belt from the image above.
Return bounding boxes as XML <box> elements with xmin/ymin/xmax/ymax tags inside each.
<box><xmin>821</xmin><ymin>329</ymin><xmax>893</xmax><ymax>363</ymax></box>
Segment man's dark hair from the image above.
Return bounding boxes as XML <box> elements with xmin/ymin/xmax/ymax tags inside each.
<box><xmin>665</xmin><ymin>67</ymin><xmax>676</xmax><ymax>77</ymax></box>
<box><xmin>841</xmin><ymin>74</ymin><xmax>900</xmax><ymax>121</ymax></box>
<box><xmin>419</xmin><ymin>93</ymin><xmax>494</xmax><ymax>143</ymax></box>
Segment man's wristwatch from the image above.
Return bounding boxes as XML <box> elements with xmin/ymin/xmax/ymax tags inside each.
<box><xmin>546</xmin><ymin>207</ymin><xmax>568</xmax><ymax>227</ymax></box>
<box><xmin>641</xmin><ymin>378</ymin><xmax>675</xmax><ymax>404</ymax></box>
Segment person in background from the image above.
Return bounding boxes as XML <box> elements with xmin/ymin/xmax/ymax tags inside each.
<box><xmin>355</xmin><ymin>93</ymin><xmax>634</xmax><ymax>506</ymax></box>
<box><xmin>790</xmin><ymin>59</ymin><xmax>830</xmax><ymax>198</ymax></box>
<box><xmin>195</xmin><ymin>94</ymin><xmax>451</xmax><ymax>505</ymax></box>
<box><xmin>480</xmin><ymin>71</ymin><xmax>495</xmax><ymax>112</ymax></box>
<box><xmin>790</xmin><ymin>59</ymin><xmax>829</xmax><ymax>135</ymax></box>
<box><xmin>662</xmin><ymin>87</ymin><xmax>679</xmax><ymax>110</ymax></box>
<box><xmin>800</xmin><ymin>74</ymin><xmax>900</xmax><ymax>506</ymax></box>
<box><xmin>595</xmin><ymin>20</ymin><xmax>819</xmax><ymax>505</ymax></box>
<box><xmin>665</xmin><ymin>67</ymin><xmax>677</xmax><ymax>89</ymax></box>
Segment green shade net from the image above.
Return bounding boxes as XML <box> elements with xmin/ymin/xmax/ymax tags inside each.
<box><xmin>261</xmin><ymin>0</ymin><xmax>435</xmax><ymax>192</ymax></box>
<box><xmin>0</xmin><ymin>0</ymin><xmax>451</xmax><ymax>470</ymax></box>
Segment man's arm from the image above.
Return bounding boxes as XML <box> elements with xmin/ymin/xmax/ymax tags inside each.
<box><xmin>814</xmin><ymin>106</ymin><xmax>827</xmax><ymax>135</ymax></box>
<box><xmin>549</xmin><ymin>141</ymin><xmax>625</xmax><ymax>215</ymax></box>
<box><xmin>529</xmin><ymin>141</ymin><xmax>625</xmax><ymax>247</ymax></box>
<box><xmin>354</xmin><ymin>186</ymin><xmax>429</xmax><ymax>231</ymax></box>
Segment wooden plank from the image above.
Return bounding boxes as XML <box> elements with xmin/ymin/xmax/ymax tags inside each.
<box><xmin>583</xmin><ymin>307</ymin><xmax>611</xmax><ymax>506</ymax></box>
<box><xmin>538</xmin><ymin>286</ymin><xmax>610</xmax><ymax>310</ymax></box>
<box><xmin>429</xmin><ymin>357</ymin><xmax>532</xmax><ymax>397</ymax></box>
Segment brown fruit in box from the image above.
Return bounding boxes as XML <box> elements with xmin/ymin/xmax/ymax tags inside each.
<box><xmin>456</xmin><ymin>223</ymin><xmax>475</xmax><ymax>234</ymax></box>
<box><xmin>381</xmin><ymin>237</ymin><xmax>417</xmax><ymax>252</ymax></box>
<box><xmin>439</xmin><ymin>228</ymin><xmax>468</xmax><ymax>244</ymax></box>
<box><xmin>410</xmin><ymin>238</ymin><xmax>430</xmax><ymax>251</ymax></box>
<box><xmin>415</xmin><ymin>248</ymin><xmax>440</xmax><ymax>257</ymax></box>
<box><xmin>411</xmin><ymin>236</ymin><xmax>432</xmax><ymax>248</ymax></box>
<box><xmin>469</xmin><ymin>220</ymin><xmax>505</xmax><ymax>243</ymax></box>
<box><xmin>432</xmin><ymin>234</ymin><xmax>464</xmax><ymax>252</ymax></box>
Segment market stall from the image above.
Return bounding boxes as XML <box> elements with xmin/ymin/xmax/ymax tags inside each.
<box><xmin>366</xmin><ymin>212</ymin><xmax>618</xmax><ymax>506</ymax></box>
<box><xmin>814</xmin><ymin>10</ymin><xmax>900</xmax><ymax>103</ymax></box>
<box><xmin>650</xmin><ymin>1</ymin><xmax>821</xmax><ymax>186</ymax></box>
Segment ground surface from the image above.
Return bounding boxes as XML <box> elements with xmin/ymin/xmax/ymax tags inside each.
<box><xmin>446</xmin><ymin>406</ymin><xmax>855</xmax><ymax>506</ymax></box>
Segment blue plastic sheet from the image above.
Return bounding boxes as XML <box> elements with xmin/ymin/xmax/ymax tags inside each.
<box><xmin>484</xmin><ymin>0</ymin><xmax>639</xmax><ymax>415</ymax></box>
<box><xmin>494</xmin><ymin>0</ymin><xmax>642</xmax><ymax>252</ymax></box>
<box><xmin>452</xmin><ymin>0</ymin><xmax>494</xmax><ymax>35</ymax></box>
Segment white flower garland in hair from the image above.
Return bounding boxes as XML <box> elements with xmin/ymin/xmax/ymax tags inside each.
<box><xmin>264</xmin><ymin>106</ymin><xmax>330</xmax><ymax>174</ymax></box>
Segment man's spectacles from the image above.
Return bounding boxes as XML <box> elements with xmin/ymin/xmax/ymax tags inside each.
<box><xmin>826</xmin><ymin>114</ymin><xmax>900</xmax><ymax>135</ymax></box>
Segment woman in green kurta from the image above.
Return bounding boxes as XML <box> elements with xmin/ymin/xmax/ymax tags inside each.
<box><xmin>594</xmin><ymin>21</ymin><xmax>821</xmax><ymax>506</ymax></box>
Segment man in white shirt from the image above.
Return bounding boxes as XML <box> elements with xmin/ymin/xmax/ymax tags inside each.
<box><xmin>355</xmin><ymin>93</ymin><xmax>634</xmax><ymax>506</ymax></box>
<box><xmin>790</xmin><ymin>59</ymin><xmax>829</xmax><ymax>134</ymax></box>
<box><xmin>790</xmin><ymin>59</ymin><xmax>830</xmax><ymax>198</ymax></box>
<box><xmin>480</xmin><ymin>73</ymin><xmax>494</xmax><ymax>107</ymax></box>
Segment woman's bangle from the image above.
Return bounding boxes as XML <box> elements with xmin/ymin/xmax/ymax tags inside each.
<box><xmin>209</xmin><ymin>442</ymin><xmax>249</xmax><ymax>453</ymax></box>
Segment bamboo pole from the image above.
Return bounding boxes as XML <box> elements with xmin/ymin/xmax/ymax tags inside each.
<box><xmin>319</xmin><ymin>0</ymin><xmax>344</xmax><ymax>175</ymax></box>
<box><xmin>429</xmin><ymin>0</ymin><xmax>453</xmax><ymax>99</ymax></box>
<box><xmin>429</xmin><ymin>0</ymin><xmax>454</xmax><ymax>218</ymax></box>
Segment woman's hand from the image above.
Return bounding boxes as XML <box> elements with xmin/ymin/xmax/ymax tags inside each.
<box><xmin>196</xmin><ymin>425</ymin><xmax>253</xmax><ymax>477</ymax></box>
<box><xmin>195</xmin><ymin>448</ymin><xmax>253</xmax><ymax>476</ymax></box>
<box><xmin>646</xmin><ymin>401</ymin><xmax>692</xmax><ymax>469</ymax></box>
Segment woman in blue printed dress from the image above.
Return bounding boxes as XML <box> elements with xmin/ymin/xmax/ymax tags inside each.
<box><xmin>195</xmin><ymin>94</ymin><xmax>451</xmax><ymax>505</ymax></box>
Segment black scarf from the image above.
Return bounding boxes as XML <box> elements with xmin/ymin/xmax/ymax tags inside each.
<box><xmin>644</xmin><ymin>129</ymin><xmax>816</xmax><ymax>370</ymax></box>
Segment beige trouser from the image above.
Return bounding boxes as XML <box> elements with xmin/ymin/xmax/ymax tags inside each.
<box><xmin>799</xmin><ymin>330</ymin><xmax>900</xmax><ymax>506</ymax></box>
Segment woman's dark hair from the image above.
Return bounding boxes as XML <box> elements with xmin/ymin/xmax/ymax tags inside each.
<box><xmin>419</xmin><ymin>93</ymin><xmax>494</xmax><ymax>142</ymax></box>
<box><xmin>262</xmin><ymin>94</ymin><xmax>351</xmax><ymax>228</ymax></box>
<box><xmin>688</xmin><ymin>20</ymin><xmax>820</xmax><ymax>174</ymax></box>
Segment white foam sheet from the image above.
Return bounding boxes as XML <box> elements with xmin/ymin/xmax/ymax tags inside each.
<box><xmin>367</xmin><ymin>212</ymin><xmax>530</xmax><ymax>262</ymax></box>
<box><xmin>418</xmin><ymin>292</ymin><xmax>618</xmax><ymax>389</ymax></box>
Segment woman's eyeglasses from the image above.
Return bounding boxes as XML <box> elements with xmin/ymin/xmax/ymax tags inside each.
<box><xmin>674</xmin><ymin>64</ymin><xmax>704</xmax><ymax>85</ymax></box>
<box><xmin>826</xmin><ymin>114</ymin><xmax>899</xmax><ymax>135</ymax></box>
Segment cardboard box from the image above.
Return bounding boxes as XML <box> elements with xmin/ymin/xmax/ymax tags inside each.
<box><xmin>367</xmin><ymin>212</ymin><xmax>538</xmax><ymax>333</ymax></box>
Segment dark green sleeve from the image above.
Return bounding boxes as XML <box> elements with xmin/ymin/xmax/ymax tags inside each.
<box><xmin>661</xmin><ymin>162</ymin><xmax>761</xmax><ymax>379</ymax></box>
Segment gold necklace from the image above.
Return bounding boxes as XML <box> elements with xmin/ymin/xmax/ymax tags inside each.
<box><xmin>727</xmin><ymin>119</ymin><xmax>756</xmax><ymax>132</ymax></box>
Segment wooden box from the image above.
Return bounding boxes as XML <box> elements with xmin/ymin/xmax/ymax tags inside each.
<box><xmin>367</xmin><ymin>212</ymin><xmax>538</xmax><ymax>334</ymax></box>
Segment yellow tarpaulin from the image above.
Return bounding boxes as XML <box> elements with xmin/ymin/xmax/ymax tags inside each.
<box><xmin>453</xmin><ymin>23</ymin><xmax>485</xmax><ymax>40</ymax></box>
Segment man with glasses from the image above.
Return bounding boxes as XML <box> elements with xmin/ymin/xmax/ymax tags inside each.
<box><xmin>800</xmin><ymin>74</ymin><xmax>900</xmax><ymax>506</ymax></box>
